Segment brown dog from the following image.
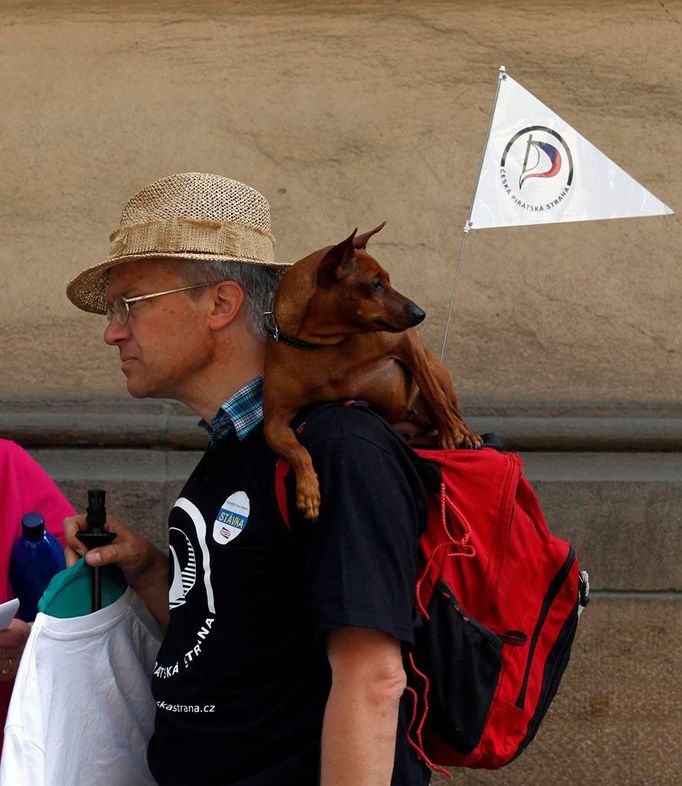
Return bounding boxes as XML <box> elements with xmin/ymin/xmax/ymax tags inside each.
<box><xmin>263</xmin><ymin>223</ymin><xmax>481</xmax><ymax>519</ymax></box>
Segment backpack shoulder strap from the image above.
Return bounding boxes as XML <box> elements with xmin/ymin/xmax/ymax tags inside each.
<box><xmin>274</xmin><ymin>457</ymin><xmax>291</xmax><ymax>530</ymax></box>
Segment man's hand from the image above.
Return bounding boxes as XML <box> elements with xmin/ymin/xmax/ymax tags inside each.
<box><xmin>64</xmin><ymin>514</ymin><xmax>169</xmax><ymax>626</ymax></box>
<box><xmin>0</xmin><ymin>619</ymin><xmax>31</xmax><ymax>681</ymax></box>
<box><xmin>321</xmin><ymin>627</ymin><xmax>406</xmax><ymax>786</ymax></box>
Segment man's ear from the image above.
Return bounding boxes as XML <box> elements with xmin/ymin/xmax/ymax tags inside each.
<box><xmin>207</xmin><ymin>280</ymin><xmax>245</xmax><ymax>330</ymax></box>
<box><xmin>316</xmin><ymin>230</ymin><xmax>357</xmax><ymax>287</ymax></box>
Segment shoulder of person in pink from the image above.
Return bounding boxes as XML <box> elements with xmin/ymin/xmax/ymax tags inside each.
<box><xmin>0</xmin><ymin>438</ymin><xmax>75</xmax><ymax>747</ymax></box>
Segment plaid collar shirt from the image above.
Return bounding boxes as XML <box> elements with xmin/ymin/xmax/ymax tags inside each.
<box><xmin>200</xmin><ymin>375</ymin><xmax>264</xmax><ymax>446</ymax></box>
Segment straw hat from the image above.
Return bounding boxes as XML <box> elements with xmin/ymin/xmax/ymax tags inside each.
<box><xmin>67</xmin><ymin>172</ymin><xmax>288</xmax><ymax>314</ymax></box>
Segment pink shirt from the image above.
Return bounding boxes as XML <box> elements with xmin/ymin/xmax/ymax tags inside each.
<box><xmin>0</xmin><ymin>439</ymin><xmax>74</xmax><ymax>747</ymax></box>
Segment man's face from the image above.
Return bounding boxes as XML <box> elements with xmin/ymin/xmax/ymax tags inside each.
<box><xmin>103</xmin><ymin>259</ymin><xmax>213</xmax><ymax>401</ymax></box>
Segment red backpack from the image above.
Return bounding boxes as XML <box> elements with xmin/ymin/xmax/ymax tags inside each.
<box><xmin>402</xmin><ymin>444</ymin><xmax>588</xmax><ymax>773</ymax></box>
<box><xmin>274</xmin><ymin>407</ymin><xmax>588</xmax><ymax>774</ymax></box>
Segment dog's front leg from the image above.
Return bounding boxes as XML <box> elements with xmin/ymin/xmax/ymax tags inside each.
<box><xmin>264</xmin><ymin>413</ymin><xmax>321</xmax><ymax>520</ymax></box>
<box><xmin>398</xmin><ymin>332</ymin><xmax>482</xmax><ymax>449</ymax></box>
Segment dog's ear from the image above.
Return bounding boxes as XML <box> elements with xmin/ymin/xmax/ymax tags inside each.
<box><xmin>317</xmin><ymin>229</ymin><xmax>357</xmax><ymax>287</ymax></box>
<box><xmin>353</xmin><ymin>222</ymin><xmax>386</xmax><ymax>250</ymax></box>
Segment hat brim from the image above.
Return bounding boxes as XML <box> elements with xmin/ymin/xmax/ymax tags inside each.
<box><xmin>66</xmin><ymin>251</ymin><xmax>292</xmax><ymax>315</ymax></box>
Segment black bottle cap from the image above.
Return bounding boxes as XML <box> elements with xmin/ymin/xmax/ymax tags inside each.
<box><xmin>21</xmin><ymin>512</ymin><xmax>46</xmax><ymax>541</ymax></box>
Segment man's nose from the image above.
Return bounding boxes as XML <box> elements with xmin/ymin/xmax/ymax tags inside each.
<box><xmin>104</xmin><ymin>318</ymin><xmax>130</xmax><ymax>345</ymax></box>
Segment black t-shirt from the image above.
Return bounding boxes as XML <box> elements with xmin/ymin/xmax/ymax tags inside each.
<box><xmin>148</xmin><ymin>403</ymin><xmax>431</xmax><ymax>785</ymax></box>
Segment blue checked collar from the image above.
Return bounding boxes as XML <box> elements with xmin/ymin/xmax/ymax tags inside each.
<box><xmin>200</xmin><ymin>375</ymin><xmax>264</xmax><ymax>445</ymax></box>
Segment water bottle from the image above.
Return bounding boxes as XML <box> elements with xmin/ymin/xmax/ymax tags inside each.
<box><xmin>9</xmin><ymin>512</ymin><xmax>66</xmax><ymax>622</ymax></box>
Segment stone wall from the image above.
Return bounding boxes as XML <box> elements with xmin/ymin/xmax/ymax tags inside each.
<box><xmin>1</xmin><ymin>2</ymin><xmax>680</xmax><ymax>784</ymax></box>
<box><xmin>0</xmin><ymin>0</ymin><xmax>679</xmax><ymax>403</ymax></box>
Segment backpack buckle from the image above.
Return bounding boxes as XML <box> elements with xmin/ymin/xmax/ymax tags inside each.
<box><xmin>578</xmin><ymin>570</ymin><xmax>590</xmax><ymax>616</ymax></box>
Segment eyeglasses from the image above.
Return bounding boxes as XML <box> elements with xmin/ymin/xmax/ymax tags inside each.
<box><xmin>105</xmin><ymin>283</ymin><xmax>213</xmax><ymax>325</ymax></box>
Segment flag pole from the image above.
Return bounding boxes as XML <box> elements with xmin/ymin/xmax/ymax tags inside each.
<box><xmin>439</xmin><ymin>65</ymin><xmax>507</xmax><ymax>361</ymax></box>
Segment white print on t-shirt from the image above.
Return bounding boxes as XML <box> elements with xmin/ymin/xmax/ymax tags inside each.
<box><xmin>154</xmin><ymin>616</ymin><xmax>215</xmax><ymax>680</ymax></box>
<box><xmin>159</xmin><ymin>494</ymin><xmax>247</xmax><ymax>684</ymax></box>
<box><xmin>156</xmin><ymin>700</ymin><xmax>216</xmax><ymax>713</ymax></box>
<box><xmin>212</xmin><ymin>491</ymin><xmax>251</xmax><ymax>545</ymax></box>
<box><xmin>168</xmin><ymin>527</ymin><xmax>197</xmax><ymax>609</ymax></box>
<box><xmin>172</xmin><ymin>497</ymin><xmax>216</xmax><ymax>614</ymax></box>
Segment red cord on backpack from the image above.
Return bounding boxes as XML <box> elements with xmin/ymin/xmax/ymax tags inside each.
<box><xmin>415</xmin><ymin>482</ymin><xmax>476</xmax><ymax>619</ymax></box>
<box><xmin>404</xmin><ymin>656</ymin><xmax>451</xmax><ymax>778</ymax></box>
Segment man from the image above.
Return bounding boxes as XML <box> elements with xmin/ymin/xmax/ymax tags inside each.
<box><xmin>64</xmin><ymin>172</ymin><xmax>431</xmax><ymax>785</ymax></box>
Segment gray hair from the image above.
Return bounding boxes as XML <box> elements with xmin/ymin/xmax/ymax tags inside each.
<box><xmin>172</xmin><ymin>260</ymin><xmax>283</xmax><ymax>339</ymax></box>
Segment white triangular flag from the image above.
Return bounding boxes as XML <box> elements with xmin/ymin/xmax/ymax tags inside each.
<box><xmin>469</xmin><ymin>70</ymin><xmax>674</xmax><ymax>229</ymax></box>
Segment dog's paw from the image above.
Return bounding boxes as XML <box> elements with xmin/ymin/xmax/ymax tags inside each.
<box><xmin>296</xmin><ymin>474</ymin><xmax>321</xmax><ymax>520</ymax></box>
<box><xmin>297</xmin><ymin>494</ymin><xmax>320</xmax><ymax>520</ymax></box>
<box><xmin>457</xmin><ymin>431</ymin><xmax>484</xmax><ymax>450</ymax></box>
<box><xmin>441</xmin><ymin>424</ymin><xmax>483</xmax><ymax>450</ymax></box>
<box><xmin>440</xmin><ymin>433</ymin><xmax>459</xmax><ymax>450</ymax></box>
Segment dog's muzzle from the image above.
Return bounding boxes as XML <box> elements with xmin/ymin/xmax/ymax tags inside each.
<box><xmin>408</xmin><ymin>303</ymin><xmax>426</xmax><ymax>326</ymax></box>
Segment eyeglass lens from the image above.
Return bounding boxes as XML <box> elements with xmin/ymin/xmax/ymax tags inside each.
<box><xmin>106</xmin><ymin>297</ymin><xmax>129</xmax><ymax>325</ymax></box>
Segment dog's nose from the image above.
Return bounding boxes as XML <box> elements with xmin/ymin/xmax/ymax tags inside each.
<box><xmin>409</xmin><ymin>303</ymin><xmax>426</xmax><ymax>326</ymax></box>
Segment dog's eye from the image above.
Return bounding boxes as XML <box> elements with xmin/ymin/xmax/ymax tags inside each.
<box><xmin>371</xmin><ymin>279</ymin><xmax>384</xmax><ymax>292</ymax></box>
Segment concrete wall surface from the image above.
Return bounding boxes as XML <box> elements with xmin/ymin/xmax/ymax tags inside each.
<box><xmin>0</xmin><ymin>0</ymin><xmax>679</xmax><ymax>404</ymax></box>
<box><xmin>1</xmin><ymin>2</ymin><xmax>680</xmax><ymax>785</ymax></box>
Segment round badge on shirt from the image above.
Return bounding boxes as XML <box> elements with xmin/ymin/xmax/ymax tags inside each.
<box><xmin>212</xmin><ymin>491</ymin><xmax>250</xmax><ymax>545</ymax></box>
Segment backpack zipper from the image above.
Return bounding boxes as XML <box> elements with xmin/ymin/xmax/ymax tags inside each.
<box><xmin>436</xmin><ymin>580</ymin><xmax>504</xmax><ymax>649</ymax></box>
<box><xmin>484</xmin><ymin>456</ymin><xmax>519</xmax><ymax>616</ymax></box>
<box><xmin>515</xmin><ymin>545</ymin><xmax>576</xmax><ymax>709</ymax></box>
<box><xmin>513</xmin><ymin>601</ymin><xmax>579</xmax><ymax>758</ymax></box>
